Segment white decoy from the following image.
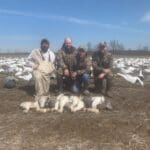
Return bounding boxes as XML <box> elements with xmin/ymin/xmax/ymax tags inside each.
<box><xmin>138</xmin><ymin>70</ymin><xmax>144</xmax><ymax>80</ymax></box>
<box><xmin>120</xmin><ymin>67</ymin><xmax>135</xmax><ymax>74</ymax></box>
<box><xmin>117</xmin><ymin>73</ymin><xmax>144</xmax><ymax>87</ymax></box>
<box><xmin>18</xmin><ymin>73</ymin><xmax>32</xmax><ymax>81</ymax></box>
<box><xmin>15</xmin><ymin>71</ymin><xmax>23</xmax><ymax>76</ymax></box>
<box><xmin>144</xmin><ymin>68</ymin><xmax>150</xmax><ymax>73</ymax></box>
<box><xmin>23</xmin><ymin>66</ymin><xmax>33</xmax><ymax>73</ymax></box>
<box><xmin>0</xmin><ymin>68</ymin><xmax>4</xmax><ymax>72</ymax></box>
<box><xmin>90</xmin><ymin>66</ymin><xmax>94</xmax><ymax>78</ymax></box>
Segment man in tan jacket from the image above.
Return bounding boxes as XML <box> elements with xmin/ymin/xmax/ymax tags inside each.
<box><xmin>27</xmin><ymin>39</ymin><xmax>55</xmax><ymax>96</ymax></box>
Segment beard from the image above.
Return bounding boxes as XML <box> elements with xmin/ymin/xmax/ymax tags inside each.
<box><xmin>41</xmin><ymin>46</ymin><xmax>49</xmax><ymax>53</ymax></box>
<box><xmin>65</xmin><ymin>46</ymin><xmax>72</xmax><ymax>53</ymax></box>
<box><xmin>42</xmin><ymin>49</ymin><xmax>48</xmax><ymax>53</ymax></box>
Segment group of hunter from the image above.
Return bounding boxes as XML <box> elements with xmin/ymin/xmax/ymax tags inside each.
<box><xmin>27</xmin><ymin>37</ymin><xmax>113</xmax><ymax>97</ymax></box>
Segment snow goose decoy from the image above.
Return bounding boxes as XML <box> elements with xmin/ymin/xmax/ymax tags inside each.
<box><xmin>138</xmin><ymin>70</ymin><xmax>144</xmax><ymax>80</ymax></box>
<box><xmin>18</xmin><ymin>73</ymin><xmax>32</xmax><ymax>81</ymax></box>
<box><xmin>117</xmin><ymin>73</ymin><xmax>144</xmax><ymax>87</ymax></box>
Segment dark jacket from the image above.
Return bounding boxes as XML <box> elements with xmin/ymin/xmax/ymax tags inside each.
<box><xmin>57</xmin><ymin>45</ymin><xmax>77</xmax><ymax>74</ymax></box>
<box><xmin>75</xmin><ymin>53</ymin><xmax>91</xmax><ymax>75</ymax></box>
<box><xmin>92</xmin><ymin>51</ymin><xmax>113</xmax><ymax>75</ymax></box>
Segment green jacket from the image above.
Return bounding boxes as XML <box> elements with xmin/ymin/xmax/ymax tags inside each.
<box><xmin>92</xmin><ymin>51</ymin><xmax>113</xmax><ymax>75</ymax></box>
<box><xmin>56</xmin><ymin>46</ymin><xmax>77</xmax><ymax>75</ymax></box>
<box><xmin>75</xmin><ymin>54</ymin><xmax>91</xmax><ymax>75</ymax></box>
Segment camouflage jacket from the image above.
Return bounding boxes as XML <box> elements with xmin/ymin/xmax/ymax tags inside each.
<box><xmin>92</xmin><ymin>51</ymin><xmax>113</xmax><ymax>75</ymax></box>
<box><xmin>75</xmin><ymin>54</ymin><xmax>91</xmax><ymax>75</ymax></box>
<box><xmin>56</xmin><ymin>46</ymin><xmax>77</xmax><ymax>74</ymax></box>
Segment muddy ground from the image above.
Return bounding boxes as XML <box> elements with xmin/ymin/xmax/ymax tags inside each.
<box><xmin>0</xmin><ymin>73</ymin><xmax>150</xmax><ymax>150</ymax></box>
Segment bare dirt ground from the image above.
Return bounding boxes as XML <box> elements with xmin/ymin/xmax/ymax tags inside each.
<box><xmin>0</xmin><ymin>73</ymin><xmax>150</xmax><ymax>150</ymax></box>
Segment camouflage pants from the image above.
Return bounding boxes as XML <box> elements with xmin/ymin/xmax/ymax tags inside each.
<box><xmin>57</xmin><ymin>74</ymin><xmax>73</xmax><ymax>92</ymax></box>
<box><xmin>94</xmin><ymin>74</ymin><xmax>113</xmax><ymax>93</ymax></box>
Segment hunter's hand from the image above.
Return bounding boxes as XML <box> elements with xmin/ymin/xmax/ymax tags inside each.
<box><xmin>71</xmin><ymin>72</ymin><xmax>77</xmax><ymax>78</ymax></box>
<box><xmin>77</xmin><ymin>70</ymin><xmax>82</xmax><ymax>75</ymax></box>
<box><xmin>103</xmin><ymin>68</ymin><xmax>111</xmax><ymax>74</ymax></box>
<box><xmin>98</xmin><ymin>73</ymin><xmax>106</xmax><ymax>79</ymax></box>
<box><xmin>64</xmin><ymin>69</ymin><xmax>70</xmax><ymax>77</ymax></box>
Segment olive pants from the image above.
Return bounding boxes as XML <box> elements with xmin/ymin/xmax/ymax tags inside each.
<box><xmin>94</xmin><ymin>74</ymin><xmax>112</xmax><ymax>93</ymax></box>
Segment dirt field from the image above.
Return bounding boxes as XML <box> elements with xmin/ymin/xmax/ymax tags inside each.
<box><xmin>0</xmin><ymin>73</ymin><xmax>150</xmax><ymax>150</ymax></box>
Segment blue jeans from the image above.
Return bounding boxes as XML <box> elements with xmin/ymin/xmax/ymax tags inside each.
<box><xmin>71</xmin><ymin>73</ymin><xmax>90</xmax><ymax>93</ymax></box>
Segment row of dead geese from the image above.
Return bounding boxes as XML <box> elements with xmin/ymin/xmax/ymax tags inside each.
<box><xmin>20</xmin><ymin>94</ymin><xmax>112</xmax><ymax>114</ymax></box>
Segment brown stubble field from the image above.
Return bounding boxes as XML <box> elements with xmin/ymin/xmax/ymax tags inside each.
<box><xmin>0</xmin><ymin>54</ymin><xmax>150</xmax><ymax>150</ymax></box>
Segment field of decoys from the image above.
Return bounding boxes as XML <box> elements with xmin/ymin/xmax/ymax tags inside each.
<box><xmin>0</xmin><ymin>55</ymin><xmax>150</xmax><ymax>85</ymax></box>
<box><xmin>0</xmin><ymin>54</ymin><xmax>150</xmax><ymax>149</ymax></box>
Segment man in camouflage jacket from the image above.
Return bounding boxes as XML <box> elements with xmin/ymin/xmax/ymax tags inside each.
<box><xmin>92</xmin><ymin>42</ymin><xmax>113</xmax><ymax>95</ymax></box>
<box><xmin>72</xmin><ymin>47</ymin><xmax>91</xmax><ymax>94</ymax></box>
<box><xmin>56</xmin><ymin>37</ymin><xmax>77</xmax><ymax>92</ymax></box>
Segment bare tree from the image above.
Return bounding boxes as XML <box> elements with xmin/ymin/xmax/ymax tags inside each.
<box><xmin>109</xmin><ymin>40</ymin><xmax>125</xmax><ymax>54</ymax></box>
<box><xmin>136</xmin><ymin>44</ymin><xmax>149</xmax><ymax>51</ymax></box>
<box><xmin>142</xmin><ymin>45</ymin><xmax>149</xmax><ymax>51</ymax></box>
<box><xmin>87</xmin><ymin>42</ymin><xmax>92</xmax><ymax>51</ymax></box>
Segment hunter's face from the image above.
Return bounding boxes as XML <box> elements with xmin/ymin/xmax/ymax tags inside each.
<box><xmin>79</xmin><ymin>51</ymin><xmax>86</xmax><ymax>58</ymax></box>
<box><xmin>99</xmin><ymin>46</ymin><xmax>106</xmax><ymax>54</ymax></box>
<box><xmin>41</xmin><ymin>43</ymin><xmax>49</xmax><ymax>52</ymax></box>
<box><xmin>65</xmin><ymin>39</ymin><xmax>72</xmax><ymax>49</ymax></box>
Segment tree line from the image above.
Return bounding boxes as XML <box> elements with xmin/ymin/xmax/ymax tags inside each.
<box><xmin>86</xmin><ymin>40</ymin><xmax>150</xmax><ymax>56</ymax></box>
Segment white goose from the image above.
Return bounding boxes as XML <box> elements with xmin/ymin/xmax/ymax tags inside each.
<box><xmin>138</xmin><ymin>70</ymin><xmax>144</xmax><ymax>80</ymax></box>
<box><xmin>0</xmin><ymin>68</ymin><xmax>4</xmax><ymax>72</ymax></box>
<box><xmin>117</xmin><ymin>73</ymin><xmax>144</xmax><ymax>87</ymax></box>
<box><xmin>18</xmin><ymin>73</ymin><xmax>32</xmax><ymax>81</ymax></box>
<box><xmin>144</xmin><ymin>68</ymin><xmax>150</xmax><ymax>73</ymax></box>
